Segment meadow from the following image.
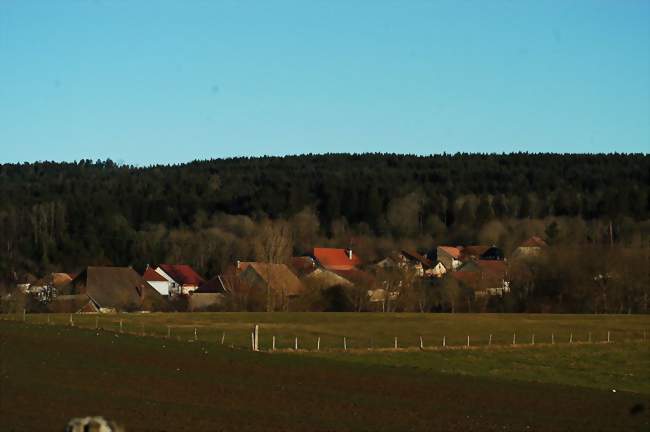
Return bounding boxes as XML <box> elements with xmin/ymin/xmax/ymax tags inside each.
<box><xmin>15</xmin><ymin>311</ymin><xmax>649</xmax><ymax>350</ymax></box>
<box><xmin>1</xmin><ymin>313</ymin><xmax>649</xmax><ymax>431</ymax></box>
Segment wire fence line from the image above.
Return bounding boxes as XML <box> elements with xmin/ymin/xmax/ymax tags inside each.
<box><xmin>1</xmin><ymin>311</ymin><xmax>648</xmax><ymax>353</ymax></box>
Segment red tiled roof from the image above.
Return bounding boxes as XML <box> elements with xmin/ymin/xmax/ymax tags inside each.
<box><xmin>313</xmin><ymin>248</ymin><xmax>361</xmax><ymax>271</ymax></box>
<box><xmin>143</xmin><ymin>267</ymin><xmax>167</xmax><ymax>282</ymax></box>
<box><xmin>438</xmin><ymin>246</ymin><xmax>462</xmax><ymax>259</ymax></box>
<box><xmin>157</xmin><ymin>264</ymin><xmax>204</xmax><ymax>285</ymax></box>
<box><xmin>521</xmin><ymin>236</ymin><xmax>547</xmax><ymax>248</ymax></box>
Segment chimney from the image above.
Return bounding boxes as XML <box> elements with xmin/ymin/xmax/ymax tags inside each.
<box><xmin>236</xmin><ymin>260</ymin><xmax>241</xmax><ymax>270</ymax></box>
<box><xmin>347</xmin><ymin>249</ymin><xmax>353</xmax><ymax>260</ymax></box>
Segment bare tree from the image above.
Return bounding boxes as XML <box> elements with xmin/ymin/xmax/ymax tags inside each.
<box><xmin>254</xmin><ymin>219</ymin><xmax>293</xmax><ymax>312</ymax></box>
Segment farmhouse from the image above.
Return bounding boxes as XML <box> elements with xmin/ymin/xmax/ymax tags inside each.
<box><xmin>302</xmin><ymin>267</ymin><xmax>354</xmax><ymax>289</ymax></box>
<box><xmin>453</xmin><ymin>260</ymin><xmax>510</xmax><ymax>297</ymax></box>
<box><xmin>189</xmin><ymin>276</ymin><xmax>227</xmax><ymax>311</ymax></box>
<box><xmin>142</xmin><ymin>267</ymin><xmax>172</xmax><ymax>296</ymax></box>
<box><xmin>50</xmin><ymin>266</ymin><xmax>164</xmax><ymax>313</ymax></box>
<box><xmin>434</xmin><ymin>246</ymin><xmax>463</xmax><ymax>271</ymax></box>
<box><xmin>155</xmin><ymin>264</ymin><xmax>204</xmax><ymax>296</ymax></box>
<box><xmin>512</xmin><ymin>236</ymin><xmax>547</xmax><ymax>259</ymax></box>
<box><xmin>313</xmin><ymin>247</ymin><xmax>361</xmax><ymax>271</ymax></box>
<box><xmin>27</xmin><ymin>272</ymin><xmax>73</xmax><ymax>302</ymax></box>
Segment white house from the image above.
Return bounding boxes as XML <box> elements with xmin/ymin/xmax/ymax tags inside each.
<box><xmin>143</xmin><ymin>267</ymin><xmax>172</xmax><ymax>296</ymax></box>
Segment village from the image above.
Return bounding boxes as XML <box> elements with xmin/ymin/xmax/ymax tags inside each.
<box><xmin>12</xmin><ymin>236</ymin><xmax>548</xmax><ymax>314</ymax></box>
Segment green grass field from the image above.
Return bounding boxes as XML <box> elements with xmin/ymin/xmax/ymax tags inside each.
<box><xmin>1</xmin><ymin>313</ymin><xmax>649</xmax><ymax>431</ymax></box>
<box><xmin>14</xmin><ymin>312</ymin><xmax>650</xmax><ymax>350</ymax></box>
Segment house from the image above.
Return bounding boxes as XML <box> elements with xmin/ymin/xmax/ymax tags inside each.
<box><xmin>460</xmin><ymin>245</ymin><xmax>491</xmax><ymax>261</ymax></box>
<box><xmin>289</xmin><ymin>256</ymin><xmax>318</xmax><ymax>278</ymax></box>
<box><xmin>27</xmin><ymin>272</ymin><xmax>73</xmax><ymax>302</ymax></box>
<box><xmin>430</xmin><ymin>261</ymin><xmax>448</xmax><ymax>278</ymax></box>
<box><xmin>435</xmin><ymin>246</ymin><xmax>463</xmax><ymax>271</ymax></box>
<box><xmin>155</xmin><ymin>264</ymin><xmax>205</xmax><ymax>296</ymax></box>
<box><xmin>303</xmin><ymin>267</ymin><xmax>354</xmax><ymax>289</ymax></box>
<box><xmin>50</xmin><ymin>266</ymin><xmax>164</xmax><ymax>313</ymax></box>
<box><xmin>512</xmin><ymin>236</ymin><xmax>547</xmax><ymax>259</ymax></box>
<box><xmin>143</xmin><ymin>267</ymin><xmax>172</xmax><ymax>296</ymax></box>
<box><xmin>189</xmin><ymin>276</ymin><xmax>227</xmax><ymax>311</ymax></box>
<box><xmin>312</xmin><ymin>247</ymin><xmax>361</xmax><ymax>271</ymax></box>
<box><xmin>237</xmin><ymin>262</ymin><xmax>304</xmax><ymax>310</ymax></box>
<box><xmin>397</xmin><ymin>250</ymin><xmax>435</xmax><ymax>277</ymax></box>
<box><xmin>453</xmin><ymin>260</ymin><xmax>510</xmax><ymax>297</ymax></box>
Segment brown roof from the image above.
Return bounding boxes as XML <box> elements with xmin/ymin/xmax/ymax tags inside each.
<box><xmin>332</xmin><ymin>269</ymin><xmax>377</xmax><ymax>288</ymax></box>
<box><xmin>57</xmin><ymin>266</ymin><xmax>163</xmax><ymax>311</ymax></box>
<box><xmin>240</xmin><ymin>263</ymin><xmax>304</xmax><ymax>296</ymax></box>
<box><xmin>290</xmin><ymin>256</ymin><xmax>318</xmax><ymax>277</ymax></box>
<box><xmin>454</xmin><ymin>260</ymin><xmax>508</xmax><ymax>289</ymax></box>
<box><xmin>520</xmin><ymin>236</ymin><xmax>547</xmax><ymax>248</ymax></box>
<box><xmin>461</xmin><ymin>245</ymin><xmax>491</xmax><ymax>259</ymax></box>
<box><xmin>400</xmin><ymin>250</ymin><xmax>434</xmax><ymax>268</ymax></box>
<box><xmin>32</xmin><ymin>272</ymin><xmax>73</xmax><ymax>288</ymax></box>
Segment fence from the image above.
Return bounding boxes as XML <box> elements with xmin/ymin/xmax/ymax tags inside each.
<box><xmin>1</xmin><ymin>311</ymin><xmax>648</xmax><ymax>353</ymax></box>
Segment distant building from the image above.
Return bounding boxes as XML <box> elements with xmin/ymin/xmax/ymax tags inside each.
<box><xmin>27</xmin><ymin>272</ymin><xmax>73</xmax><ymax>302</ymax></box>
<box><xmin>51</xmin><ymin>266</ymin><xmax>164</xmax><ymax>313</ymax></box>
<box><xmin>142</xmin><ymin>267</ymin><xmax>172</xmax><ymax>296</ymax></box>
<box><xmin>512</xmin><ymin>236</ymin><xmax>547</xmax><ymax>259</ymax></box>
<box><xmin>312</xmin><ymin>248</ymin><xmax>361</xmax><ymax>271</ymax></box>
<box><xmin>155</xmin><ymin>264</ymin><xmax>205</xmax><ymax>296</ymax></box>
<box><xmin>435</xmin><ymin>246</ymin><xmax>463</xmax><ymax>271</ymax></box>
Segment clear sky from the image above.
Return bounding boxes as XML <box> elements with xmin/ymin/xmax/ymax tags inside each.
<box><xmin>1</xmin><ymin>1</ymin><xmax>648</xmax><ymax>164</ymax></box>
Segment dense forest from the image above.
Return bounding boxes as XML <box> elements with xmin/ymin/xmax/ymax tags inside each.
<box><xmin>1</xmin><ymin>153</ymin><xmax>649</xmax><ymax>285</ymax></box>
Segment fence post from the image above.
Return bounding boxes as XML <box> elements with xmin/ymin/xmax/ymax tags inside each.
<box><xmin>295</xmin><ymin>337</ymin><xmax>298</xmax><ymax>350</ymax></box>
<box><xmin>442</xmin><ymin>336</ymin><xmax>446</xmax><ymax>347</ymax></box>
<box><xmin>251</xmin><ymin>332</ymin><xmax>255</xmax><ymax>351</ymax></box>
<box><xmin>272</xmin><ymin>336</ymin><xmax>276</xmax><ymax>351</ymax></box>
<box><xmin>466</xmin><ymin>336</ymin><xmax>470</xmax><ymax>348</ymax></box>
<box><xmin>607</xmin><ymin>331</ymin><xmax>610</xmax><ymax>343</ymax></box>
<box><xmin>512</xmin><ymin>333</ymin><xmax>516</xmax><ymax>345</ymax></box>
<box><xmin>254</xmin><ymin>325</ymin><xmax>259</xmax><ymax>351</ymax></box>
<box><xmin>343</xmin><ymin>337</ymin><xmax>347</xmax><ymax>351</ymax></box>
<box><xmin>221</xmin><ymin>331</ymin><xmax>225</xmax><ymax>345</ymax></box>
<box><xmin>394</xmin><ymin>337</ymin><xmax>398</xmax><ymax>349</ymax></box>
<box><xmin>488</xmin><ymin>334</ymin><xmax>492</xmax><ymax>346</ymax></box>
<box><xmin>551</xmin><ymin>333</ymin><xmax>555</xmax><ymax>344</ymax></box>
<box><xmin>69</xmin><ymin>314</ymin><xmax>74</xmax><ymax>327</ymax></box>
<box><xmin>569</xmin><ymin>333</ymin><xmax>573</xmax><ymax>344</ymax></box>
<box><xmin>317</xmin><ymin>336</ymin><xmax>321</xmax><ymax>352</ymax></box>
<box><xmin>531</xmin><ymin>334</ymin><xmax>535</xmax><ymax>345</ymax></box>
<box><xmin>167</xmin><ymin>326</ymin><xmax>171</xmax><ymax>338</ymax></box>
<box><xmin>419</xmin><ymin>336</ymin><xmax>424</xmax><ymax>349</ymax></box>
<box><xmin>194</xmin><ymin>328</ymin><xmax>198</xmax><ymax>341</ymax></box>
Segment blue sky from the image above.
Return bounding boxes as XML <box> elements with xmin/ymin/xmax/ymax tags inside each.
<box><xmin>1</xmin><ymin>1</ymin><xmax>648</xmax><ymax>164</ymax></box>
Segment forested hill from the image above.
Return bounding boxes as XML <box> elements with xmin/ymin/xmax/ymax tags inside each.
<box><xmin>1</xmin><ymin>153</ymin><xmax>649</xmax><ymax>279</ymax></box>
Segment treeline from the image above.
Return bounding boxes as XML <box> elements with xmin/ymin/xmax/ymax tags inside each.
<box><xmin>0</xmin><ymin>153</ymin><xmax>649</xmax><ymax>282</ymax></box>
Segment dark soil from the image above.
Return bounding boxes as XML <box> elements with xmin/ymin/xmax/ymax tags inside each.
<box><xmin>1</xmin><ymin>321</ymin><xmax>648</xmax><ymax>431</ymax></box>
